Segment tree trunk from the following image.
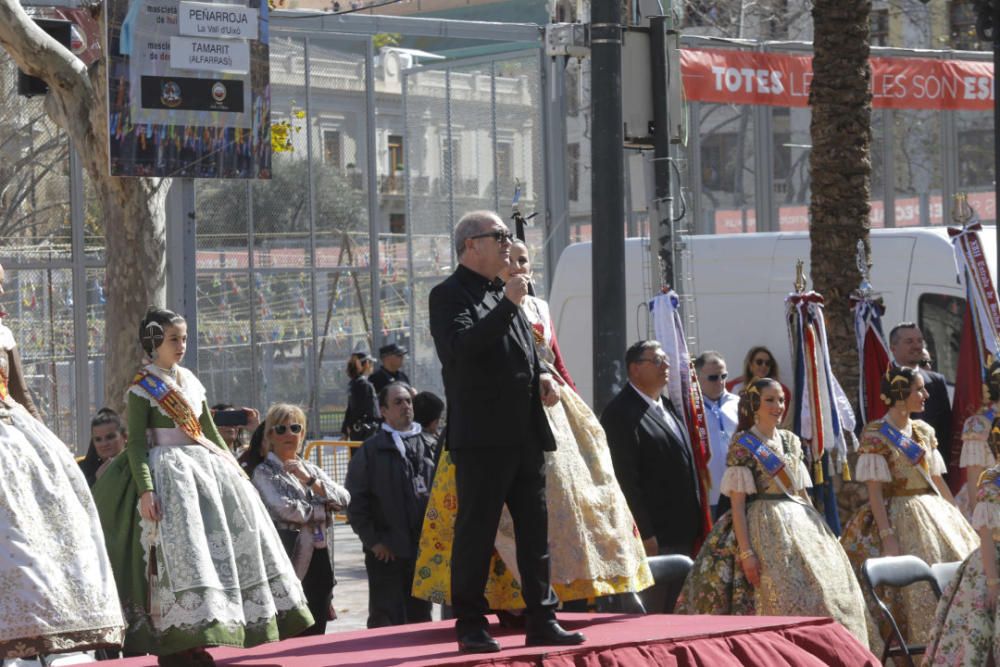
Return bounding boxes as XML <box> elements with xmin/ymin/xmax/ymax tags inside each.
<box><xmin>810</xmin><ymin>0</ymin><xmax>872</xmax><ymax>520</ymax></box>
<box><xmin>0</xmin><ymin>0</ymin><xmax>167</xmax><ymax>415</ymax></box>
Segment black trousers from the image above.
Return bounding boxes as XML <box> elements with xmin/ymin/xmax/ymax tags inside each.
<box><xmin>300</xmin><ymin>548</ymin><xmax>335</xmax><ymax>636</ymax></box>
<box><xmin>450</xmin><ymin>442</ymin><xmax>558</xmax><ymax>636</ymax></box>
<box><xmin>364</xmin><ymin>553</ymin><xmax>432</xmax><ymax>628</ymax></box>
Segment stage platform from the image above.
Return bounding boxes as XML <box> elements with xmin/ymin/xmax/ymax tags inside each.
<box><xmin>102</xmin><ymin>612</ymin><xmax>878</xmax><ymax>666</ymax></box>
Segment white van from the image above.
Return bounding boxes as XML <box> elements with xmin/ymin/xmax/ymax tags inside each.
<box><xmin>549</xmin><ymin>228</ymin><xmax>996</xmax><ymax>407</ymax></box>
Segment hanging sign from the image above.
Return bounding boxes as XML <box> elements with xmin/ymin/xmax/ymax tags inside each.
<box><xmin>105</xmin><ymin>0</ymin><xmax>271</xmax><ymax>178</ymax></box>
<box><xmin>681</xmin><ymin>48</ymin><xmax>995</xmax><ymax>112</ymax></box>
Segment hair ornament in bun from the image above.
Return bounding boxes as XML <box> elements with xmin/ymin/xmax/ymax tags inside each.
<box><xmin>881</xmin><ymin>364</ymin><xmax>913</xmax><ymax>405</ymax></box>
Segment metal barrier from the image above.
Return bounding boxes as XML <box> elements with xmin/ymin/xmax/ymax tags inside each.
<box><xmin>302</xmin><ymin>439</ymin><xmax>362</xmax><ymax>522</ymax></box>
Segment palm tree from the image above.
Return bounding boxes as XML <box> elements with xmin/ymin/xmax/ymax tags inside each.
<box><xmin>809</xmin><ymin>0</ymin><xmax>872</xmax><ymax>521</ymax></box>
<box><xmin>809</xmin><ymin>0</ymin><xmax>872</xmax><ymax>408</ymax></box>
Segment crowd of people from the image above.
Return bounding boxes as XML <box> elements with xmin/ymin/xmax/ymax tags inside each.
<box><xmin>5</xmin><ymin>207</ymin><xmax>1000</xmax><ymax>666</ymax></box>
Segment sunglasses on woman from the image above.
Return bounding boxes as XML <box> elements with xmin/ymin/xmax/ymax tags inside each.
<box><xmin>753</xmin><ymin>358</ymin><xmax>772</xmax><ymax>368</ymax></box>
<box><xmin>272</xmin><ymin>423</ymin><xmax>303</xmax><ymax>435</ymax></box>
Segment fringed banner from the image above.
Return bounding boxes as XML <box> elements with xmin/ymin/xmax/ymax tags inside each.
<box><xmin>651</xmin><ymin>291</ymin><xmax>713</xmax><ymax>544</ymax></box>
<box><xmin>786</xmin><ymin>292</ymin><xmax>855</xmax><ymax>479</ymax></box>
<box><xmin>950</xmin><ymin>216</ymin><xmax>1000</xmax><ymax>374</ymax></box>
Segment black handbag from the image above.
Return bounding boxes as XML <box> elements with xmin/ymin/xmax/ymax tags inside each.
<box><xmin>348</xmin><ymin>420</ymin><xmax>379</xmax><ymax>442</ymax></box>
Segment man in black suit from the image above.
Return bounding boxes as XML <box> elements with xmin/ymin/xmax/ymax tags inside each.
<box><xmin>889</xmin><ymin>322</ymin><xmax>952</xmax><ymax>468</ymax></box>
<box><xmin>429</xmin><ymin>210</ymin><xmax>585</xmax><ymax>654</ymax></box>
<box><xmin>370</xmin><ymin>343</ymin><xmax>411</xmax><ymax>394</ymax></box>
<box><xmin>601</xmin><ymin>341</ymin><xmax>704</xmax><ymax>610</ymax></box>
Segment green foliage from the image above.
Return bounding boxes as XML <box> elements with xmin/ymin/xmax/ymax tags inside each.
<box><xmin>372</xmin><ymin>33</ymin><xmax>401</xmax><ymax>50</ymax></box>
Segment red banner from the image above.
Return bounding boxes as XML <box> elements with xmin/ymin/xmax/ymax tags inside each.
<box><xmin>682</xmin><ymin>48</ymin><xmax>995</xmax><ymax>111</ymax></box>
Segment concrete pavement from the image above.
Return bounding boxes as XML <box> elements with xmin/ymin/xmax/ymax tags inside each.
<box><xmin>330</xmin><ymin>522</ymin><xmax>442</xmax><ymax>633</ymax></box>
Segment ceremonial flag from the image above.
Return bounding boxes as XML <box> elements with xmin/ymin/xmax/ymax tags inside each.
<box><xmin>851</xmin><ymin>243</ymin><xmax>891</xmax><ymax>425</ymax></box>
<box><xmin>787</xmin><ymin>288</ymin><xmax>857</xmax><ymax>534</ymax></box>
<box><xmin>651</xmin><ymin>291</ymin><xmax>713</xmax><ymax>546</ymax></box>
<box><xmin>950</xmin><ymin>304</ymin><xmax>981</xmax><ymax>491</ymax></box>
<box><xmin>948</xmin><ymin>209</ymin><xmax>1000</xmax><ymax>487</ymax></box>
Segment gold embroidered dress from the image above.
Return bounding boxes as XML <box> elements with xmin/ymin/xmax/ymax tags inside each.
<box><xmin>412</xmin><ymin>295</ymin><xmax>652</xmax><ymax>608</ymax></box>
<box><xmin>676</xmin><ymin>428</ymin><xmax>869</xmax><ymax>645</ymax></box>
<box><xmin>925</xmin><ymin>465</ymin><xmax>1000</xmax><ymax>665</ymax></box>
<box><xmin>840</xmin><ymin>418</ymin><xmax>978</xmax><ymax>649</ymax></box>
<box><xmin>0</xmin><ymin>323</ymin><xmax>125</xmax><ymax>658</ymax></box>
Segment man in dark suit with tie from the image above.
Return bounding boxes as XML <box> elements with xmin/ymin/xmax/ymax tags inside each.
<box><xmin>889</xmin><ymin>322</ymin><xmax>952</xmax><ymax>468</ymax></box>
<box><xmin>429</xmin><ymin>210</ymin><xmax>585</xmax><ymax>654</ymax></box>
<box><xmin>601</xmin><ymin>341</ymin><xmax>704</xmax><ymax>610</ymax></box>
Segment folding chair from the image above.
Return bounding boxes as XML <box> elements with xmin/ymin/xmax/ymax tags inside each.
<box><xmin>641</xmin><ymin>554</ymin><xmax>695</xmax><ymax>614</ymax></box>
<box><xmin>861</xmin><ymin>555</ymin><xmax>943</xmax><ymax>667</ymax></box>
<box><xmin>930</xmin><ymin>560</ymin><xmax>963</xmax><ymax>596</ymax></box>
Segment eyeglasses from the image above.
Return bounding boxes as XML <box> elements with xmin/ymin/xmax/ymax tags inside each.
<box><xmin>639</xmin><ymin>355</ymin><xmax>669</xmax><ymax>366</ymax></box>
<box><xmin>469</xmin><ymin>230</ymin><xmax>514</xmax><ymax>244</ymax></box>
<box><xmin>707</xmin><ymin>373</ymin><xmax>728</xmax><ymax>382</ymax></box>
<box><xmin>917</xmin><ymin>359</ymin><xmax>932</xmax><ymax>369</ymax></box>
<box><xmin>753</xmin><ymin>358</ymin><xmax>773</xmax><ymax>367</ymax></box>
<box><xmin>272</xmin><ymin>423</ymin><xmax>303</xmax><ymax>435</ymax></box>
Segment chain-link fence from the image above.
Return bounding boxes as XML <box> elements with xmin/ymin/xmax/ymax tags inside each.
<box><xmin>0</xmin><ymin>57</ymin><xmax>106</xmax><ymax>451</ymax></box>
<box><xmin>403</xmin><ymin>50</ymin><xmax>548</xmax><ymax>396</ymax></box>
<box><xmin>0</xmin><ymin>14</ymin><xmax>552</xmax><ymax>448</ymax></box>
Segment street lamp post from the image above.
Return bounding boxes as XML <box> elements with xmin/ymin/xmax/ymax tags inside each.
<box><xmin>969</xmin><ymin>0</ymin><xmax>1000</xmax><ymax>255</ymax></box>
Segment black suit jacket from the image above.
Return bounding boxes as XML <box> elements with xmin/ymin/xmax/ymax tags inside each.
<box><xmin>429</xmin><ymin>265</ymin><xmax>555</xmax><ymax>452</ymax></box>
<box><xmin>370</xmin><ymin>367</ymin><xmax>411</xmax><ymax>394</ymax></box>
<box><xmin>600</xmin><ymin>383</ymin><xmax>703</xmax><ymax>549</ymax></box>
<box><xmin>915</xmin><ymin>368</ymin><xmax>952</xmax><ymax>463</ymax></box>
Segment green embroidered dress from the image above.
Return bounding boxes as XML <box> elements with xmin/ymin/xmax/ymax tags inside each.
<box><xmin>93</xmin><ymin>364</ymin><xmax>312</xmax><ymax>655</ymax></box>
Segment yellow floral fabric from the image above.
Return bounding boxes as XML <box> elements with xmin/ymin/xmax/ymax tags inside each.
<box><xmin>677</xmin><ymin>429</ymin><xmax>869</xmax><ymax>646</ymax></box>
<box><xmin>840</xmin><ymin>418</ymin><xmax>979</xmax><ymax>653</ymax></box>
<box><xmin>411</xmin><ymin>388</ymin><xmax>652</xmax><ymax>608</ymax></box>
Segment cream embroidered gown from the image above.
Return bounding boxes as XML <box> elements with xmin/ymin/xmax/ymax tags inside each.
<box><xmin>0</xmin><ymin>323</ymin><xmax>125</xmax><ymax>658</ymax></box>
<box><xmin>94</xmin><ymin>364</ymin><xmax>312</xmax><ymax>655</ymax></box>
<box><xmin>412</xmin><ymin>295</ymin><xmax>652</xmax><ymax>607</ymax></box>
<box><xmin>676</xmin><ymin>428</ymin><xmax>869</xmax><ymax>645</ymax></box>
<box><xmin>840</xmin><ymin>418</ymin><xmax>978</xmax><ymax>651</ymax></box>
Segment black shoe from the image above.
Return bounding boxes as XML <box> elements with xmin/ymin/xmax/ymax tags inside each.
<box><xmin>457</xmin><ymin>628</ymin><xmax>502</xmax><ymax>653</ymax></box>
<box><xmin>525</xmin><ymin>620</ymin><xmax>586</xmax><ymax>647</ymax></box>
<box><xmin>496</xmin><ymin>609</ymin><xmax>526</xmax><ymax>629</ymax></box>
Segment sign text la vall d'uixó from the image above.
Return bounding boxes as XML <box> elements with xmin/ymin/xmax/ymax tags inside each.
<box><xmin>106</xmin><ymin>0</ymin><xmax>271</xmax><ymax>178</ymax></box>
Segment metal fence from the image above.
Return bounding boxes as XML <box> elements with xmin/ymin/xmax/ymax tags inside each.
<box><xmin>190</xmin><ymin>15</ymin><xmax>556</xmax><ymax>432</ymax></box>
<box><xmin>402</xmin><ymin>49</ymin><xmax>549</xmax><ymax>396</ymax></box>
<box><xmin>0</xmin><ymin>13</ymin><xmax>554</xmax><ymax>451</ymax></box>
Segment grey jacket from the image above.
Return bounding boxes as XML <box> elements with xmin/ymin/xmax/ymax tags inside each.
<box><xmin>252</xmin><ymin>452</ymin><xmax>350</xmax><ymax>579</ymax></box>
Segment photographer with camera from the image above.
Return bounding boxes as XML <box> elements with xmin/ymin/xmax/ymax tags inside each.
<box><xmin>211</xmin><ymin>403</ymin><xmax>260</xmax><ymax>455</ymax></box>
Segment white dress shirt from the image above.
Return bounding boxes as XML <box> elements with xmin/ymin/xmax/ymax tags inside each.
<box><xmin>702</xmin><ymin>391</ymin><xmax>740</xmax><ymax>506</ymax></box>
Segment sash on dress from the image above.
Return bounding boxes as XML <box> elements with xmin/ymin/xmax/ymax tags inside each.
<box><xmin>133</xmin><ymin>370</ymin><xmax>246</xmax><ymax>477</ymax></box>
<box><xmin>878</xmin><ymin>420</ymin><xmax>939</xmax><ymax>496</ymax></box>
<box><xmin>736</xmin><ymin>431</ymin><xmax>804</xmax><ymax>504</ymax></box>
